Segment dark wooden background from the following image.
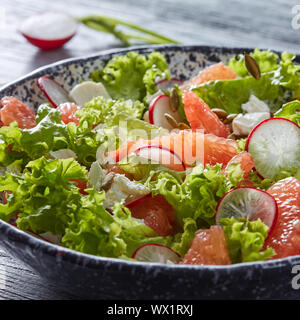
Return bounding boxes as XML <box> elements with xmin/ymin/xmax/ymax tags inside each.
<box><xmin>0</xmin><ymin>0</ymin><xmax>299</xmax><ymax>300</ymax></box>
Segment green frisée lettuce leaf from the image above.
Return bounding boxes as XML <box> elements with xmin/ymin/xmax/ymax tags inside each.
<box><xmin>274</xmin><ymin>100</ymin><xmax>300</xmax><ymax>126</ymax></box>
<box><xmin>81</xmin><ymin>96</ymin><xmax>146</xmax><ymax>124</ymax></box>
<box><xmin>0</xmin><ymin>122</ymin><xmax>26</xmax><ymax>167</ymax></box>
<box><xmin>146</xmin><ymin>164</ymin><xmax>231</xmax><ymax>227</ymax></box>
<box><xmin>61</xmin><ymin>190</ymin><xmax>127</xmax><ymax>257</ymax></box>
<box><xmin>0</xmin><ymin>104</ymin><xmax>106</xmax><ymax>168</ymax></box>
<box><xmin>0</xmin><ymin>157</ymin><xmax>87</xmax><ymax>233</ymax></box>
<box><xmin>219</xmin><ymin>217</ymin><xmax>275</xmax><ymax>263</ymax></box>
<box><xmin>90</xmin><ymin>51</ymin><xmax>170</xmax><ymax>102</ymax></box>
<box><xmin>194</xmin><ymin>49</ymin><xmax>300</xmax><ymax>114</ymax></box>
<box><xmin>228</xmin><ymin>49</ymin><xmax>279</xmax><ymax>77</ymax></box>
<box><xmin>193</xmin><ymin>74</ymin><xmax>282</xmax><ymax>114</ymax></box>
<box><xmin>171</xmin><ymin>218</ymin><xmax>197</xmax><ymax>257</ymax></box>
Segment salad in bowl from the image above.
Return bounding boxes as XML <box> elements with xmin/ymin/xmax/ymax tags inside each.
<box><xmin>0</xmin><ymin>48</ymin><xmax>299</xmax><ymax>267</ymax></box>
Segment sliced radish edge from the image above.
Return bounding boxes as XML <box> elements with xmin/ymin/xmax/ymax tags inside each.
<box><xmin>38</xmin><ymin>76</ymin><xmax>72</xmax><ymax>108</ymax></box>
<box><xmin>133</xmin><ymin>144</ymin><xmax>186</xmax><ymax>171</ymax></box>
<box><xmin>132</xmin><ymin>243</ymin><xmax>181</xmax><ymax>264</ymax></box>
<box><xmin>155</xmin><ymin>78</ymin><xmax>183</xmax><ymax>91</ymax></box>
<box><xmin>215</xmin><ymin>187</ymin><xmax>278</xmax><ymax>236</ymax></box>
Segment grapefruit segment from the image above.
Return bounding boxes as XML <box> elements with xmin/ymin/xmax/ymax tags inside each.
<box><xmin>126</xmin><ymin>194</ymin><xmax>176</xmax><ymax>236</ymax></box>
<box><xmin>181</xmin><ymin>62</ymin><xmax>236</xmax><ymax>90</ymax></box>
<box><xmin>182</xmin><ymin>90</ymin><xmax>230</xmax><ymax>138</ymax></box>
<box><xmin>58</xmin><ymin>102</ymin><xmax>80</xmax><ymax>125</ymax></box>
<box><xmin>0</xmin><ymin>97</ymin><xmax>36</xmax><ymax>129</ymax></box>
<box><xmin>180</xmin><ymin>225</ymin><xmax>231</xmax><ymax>265</ymax></box>
<box><xmin>265</xmin><ymin>177</ymin><xmax>300</xmax><ymax>259</ymax></box>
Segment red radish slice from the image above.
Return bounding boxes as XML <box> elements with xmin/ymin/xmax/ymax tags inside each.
<box><xmin>246</xmin><ymin>118</ymin><xmax>300</xmax><ymax>180</ymax></box>
<box><xmin>215</xmin><ymin>187</ymin><xmax>278</xmax><ymax>234</ymax></box>
<box><xmin>148</xmin><ymin>94</ymin><xmax>183</xmax><ymax>130</ymax></box>
<box><xmin>19</xmin><ymin>12</ymin><xmax>78</xmax><ymax>50</ymax></box>
<box><xmin>132</xmin><ymin>244</ymin><xmax>180</xmax><ymax>264</ymax></box>
<box><xmin>38</xmin><ymin>76</ymin><xmax>72</xmax><ymax>108</ymax></box>
<box><xmin>155</xmin><ymin>78</ymin><xmax>183</xmax><ymax>91</ymax></box>
<box><xmin>134</xmin><ymin>144</ymin><xmax>186</xmax><ymax>171</ymax></box>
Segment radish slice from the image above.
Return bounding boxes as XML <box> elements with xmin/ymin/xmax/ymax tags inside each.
<box><xmin>38</xmin><ymin>76</ymin><xmax>72</xmax><ymax>108</ymax></box>
<box><xmin>19</xmin><ymin>12</ymin><xmax>78</xmax><ymax>50</ymax></box>
<box><xmin>246</xmin><ymin>118</ymin><xmax>300</xmax><ymax>180</ymax></box>
<box><xmin>132</xmin><ymin>244</ymin><xmax>180</xmax><ymax>264</ymax></box>
<box><xmin>155</xmin><ymin>78</ymin><xmax>183</xmax><ymax>91</ymax></box>
<box><xmin>134</xmin><ymin>144</ymin><xmax>186</xmax><ymax>171</ymax></box>
<box><xmin>215</xmin><ymin>187</ymin><xmax>278</xmax><ymax>234</ymax></box>
<box><xmin>148</xmin><ymin>94</ymin><xmax>183</xmax><ymax>130</ymax></box>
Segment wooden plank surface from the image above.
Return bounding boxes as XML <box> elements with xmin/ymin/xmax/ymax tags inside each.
<box><xmin>0</xmin><ymin>0</ymin><xmax>299</xmax><ymax>300</ymax></box>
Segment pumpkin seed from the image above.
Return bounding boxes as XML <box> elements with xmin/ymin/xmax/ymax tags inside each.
<box><xmin>169</xmin><ymin>88</ymin><xmax>180</xmax><ymax>112</ymax></box>
<box><xmin>244</xmin><ymin>52</ymin><xmax>261</xmax><ymax>80</ymax></box>
<box><xmin>164</xmin><ymin>113</ymin><xmax>179</xmax><ymax>128</ymax></box>
<box><xmin>177</xmin><ymin>122</ymin><xmax>191</xmax><ymax>130</ymax></box>
<box><xmin>211</xmin><ymin>108</ymin><xmax>228</xmax><ymax>120</ymax></box>
<box><xmin>224</xmin><ymin>113</ymin><xmax>238</xmax><ymax>124</ymax></box>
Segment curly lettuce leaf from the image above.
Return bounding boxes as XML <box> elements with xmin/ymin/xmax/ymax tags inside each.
<box><xmin>61</xmin><ymin>190</ymin><xmax>127</xmax><ymax>257</ymax></box>
<box><xmin>194</xmin><ymin>50</ymin><xmax>300</xmax><ymax>114</ymax></box>
<box><xmin>171</xmin><ymin>218</ymin><xmax>197</xmax><ymax>257</ymax></box>
<box><xmin>0</xmin><ymin>157</ymin><xmax>87</xmax><ymax>234</ymax></box>
<box><xmin>81</xmin><ymin>96</ymin><xmax>145</xmax><ymax>124</ymax></box>
<box><xmin>90</xmin><ymin>51</ymin><xmax>169</xmax><ymax>102</ymax></box>
<box><xmin>0</xmin><ymin>122</ymin><xmax>26</xmax><ymax>167</ymax></box>
<box><xmin>147</xmin><ymin>163</ymin><xmax>230</xmax><ymax>226</ymax></box>
<box><xmin>219</xmin><ymin>217</ymin><xmax>275</xmax><ymax>263</ymax></box>
<box><xmin>274</xmin><ymin>100</ymin><xmax>300</xmax><ymax>126</ymax></box>
<box><xmin>228</xmin><ymin>49</ymin><xmax>279</xmax><ymax>77</ymax></box>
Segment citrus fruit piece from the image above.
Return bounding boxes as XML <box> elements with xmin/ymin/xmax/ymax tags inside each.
<box><xmin>225</xmin><ymin>151</ymin><xmax>255</xmax><ymax>179</ymax></box>
<box><xmin>132</xmin><ymin>244</ymin><xmax>180</xmax><ymax>264</ymax></box>
<box><xmin>215</xmin><ymin>187</ymin><xmax>278</xmax><ymax>234</ymax></box>
<box><xmin>0</xmin><ymin>96</ymin><xmax>36</xmax><ymax>129</ymax></box>
<box><xmin>126</xmin><ymin>194</ymin><xmax>176</xmax><ymax>236</ymax></box>
<box><xmin>182</xmin><ymin>90</ymin><xmax>230</xmax><ymax>138</ymax></box>
<box><xmin>179</xmin><ymin>225</ymin><xmax>231</xmax><ymax>265</ymax></box>
<box><xmin>265</xmin><ymin>177</ymin><xmax>300</xmax><ymax>259</ymax></box>
<box><xmin>181</xmin><ymin>62</ymin><xmax>236</xmax><ymax>90</ymax></box>
<box><xmin>58</xmin><ymin>102</ymin><xmax>80</xmax><ymax>125</ymax></box>
<box><xmin>246</xmin><ymin>118</ymin><xmax>300</xmax><ymax>180</ymax></box>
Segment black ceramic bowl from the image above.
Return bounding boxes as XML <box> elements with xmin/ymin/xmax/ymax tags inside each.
<box><xmin>0</xmin><ymin>45</ymin><xmax>299</xmax><ymax>300</ymax></box>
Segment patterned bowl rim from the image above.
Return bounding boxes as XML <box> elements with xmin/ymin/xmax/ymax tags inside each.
<box><xmin>0</xmin><ymin>44</ymin><xmax>299</xmax><ymax>272</ymax></box>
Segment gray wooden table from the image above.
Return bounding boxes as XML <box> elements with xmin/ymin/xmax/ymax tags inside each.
<box><xmin>0</xmin><ymin>0</ymin><xmax>299</xmax><ymax>300</ymax></box>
